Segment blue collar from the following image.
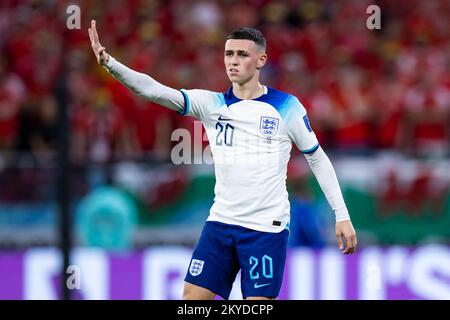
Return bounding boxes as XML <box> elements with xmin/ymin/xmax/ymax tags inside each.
<box><xmin>223</xmin><ymin>86</ymin><xmax>272</xmax><ymax>107</ymax></box>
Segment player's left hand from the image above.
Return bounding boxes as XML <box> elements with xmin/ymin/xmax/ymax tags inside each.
<box><xmin>335</xmin><ymin>220</ymin><xmax>357</xmax><ymax>255</ymax></box>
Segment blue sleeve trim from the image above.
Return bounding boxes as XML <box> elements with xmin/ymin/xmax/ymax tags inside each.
<box><xmin>178</xmin><ymin>89</ymin><xmax>190</xmax><ymax>116</ymax></box>
<box><xmin>301</xmin><ymin>144</ymin><xmax>320</xmax><ymax>154</ymax></box>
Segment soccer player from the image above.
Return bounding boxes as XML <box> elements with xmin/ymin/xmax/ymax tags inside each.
<box><xmin>89</xmin><ymin>20</ymin><xmax>357</xmax><ymax>300</ymax></box>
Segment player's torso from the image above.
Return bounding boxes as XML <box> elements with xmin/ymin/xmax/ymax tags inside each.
<box><xmin>192</xmin><ymin>87</ymin><xmax>298</xmax><ymax>232</ymax></box>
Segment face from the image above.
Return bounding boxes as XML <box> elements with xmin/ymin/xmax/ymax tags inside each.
<box><xmin>224</xmin><ymin>39</ymin><xmax>267</xmax><ymax>85</ymax></box>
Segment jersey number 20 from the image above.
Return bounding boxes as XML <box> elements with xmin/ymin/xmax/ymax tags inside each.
<box><xmin>215</xmin><ymin>122</ymin><xmax>234</xmax><ymax>146</ymax></box>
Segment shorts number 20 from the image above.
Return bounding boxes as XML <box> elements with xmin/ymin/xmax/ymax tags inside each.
<box><xmin>249</xmin><ymin>255</ymin><xmax>273</xmax><ymax>280</ymax></box>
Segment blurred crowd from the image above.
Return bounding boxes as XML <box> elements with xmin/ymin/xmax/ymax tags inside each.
<box><xmin>0</xmin><ymin>0</ymin><xmax>449</xmax><ymax>168</ymax></box>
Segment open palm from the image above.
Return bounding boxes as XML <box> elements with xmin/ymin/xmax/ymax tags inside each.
<box><xmin>88</xmin><ymin>20</ymin><xmax>109</xmax><ymax>66</ymax></box>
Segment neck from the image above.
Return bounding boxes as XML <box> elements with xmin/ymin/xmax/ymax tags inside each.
<box><xmin>232</xmin><ymin>76</ymin><xmax>264</xmax><ymax>100</ymax></box>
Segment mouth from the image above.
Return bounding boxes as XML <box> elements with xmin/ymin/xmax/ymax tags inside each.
<box><xmin>229</xmin><ymin>68</ymin><xmax>239</xmax><ymax>73</ymax></box>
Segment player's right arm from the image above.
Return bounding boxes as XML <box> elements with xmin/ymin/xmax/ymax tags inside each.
<box><xmin>88</xmin><ymin>20</ymin><xmax>184</xmax><ymax>113</ymax></box>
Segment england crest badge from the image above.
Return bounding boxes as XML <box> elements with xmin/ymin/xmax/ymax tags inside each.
<box><xmin>189</xmin><ymin>259</ymin><xmax>205</xmax><ymax>276</ymax></box>
<box><xmin>260</xmin><ymin>116</ymin><xmax>279</xmax><ymax>138</ymax></box>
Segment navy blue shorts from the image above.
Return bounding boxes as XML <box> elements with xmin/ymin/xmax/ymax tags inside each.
<box><xmin>184</xmin><ymin>221</ymin><xmax>289</xmax><ymax>299</ymax></box>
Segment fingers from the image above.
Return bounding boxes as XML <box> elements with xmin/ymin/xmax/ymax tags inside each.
<box><xmin>336</xmin><ymin>233</ymin><xmax>344</xmax><ymax>251</ymax></box>
<box><xmin>88</xmin><ymin>20</ymin><xmax>99</xmax><ymax>46</ymax></box>
<box><xmin>88</xmin><ymin>28</ymin><xmax>94</xmax><ymax>45</ymax></box>
<box><xmin>342</xmin><ymin>234</ymin><xmax>357</xmax><ymax>255</ymax></box>
<box><xmin>91</xmin><ymin>20</ymin><xmax>100</xmax><ymax>43</ymax></box>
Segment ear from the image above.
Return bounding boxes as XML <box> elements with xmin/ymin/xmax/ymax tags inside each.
<box><xmin>257</xmin><ymin>53</ymin><xmax>267</xmax><ymax>70</ymax></box>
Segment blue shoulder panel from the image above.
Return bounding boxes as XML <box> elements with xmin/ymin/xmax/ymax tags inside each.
<box><xmin>258</xmin><ymin>87</ymin><xmax>296</xmax><ymax>122</ymax></box>
<box><xmin>215</xmin><ymin>92</ymin><xmax>226</xmax><ymax>107</ymax></box>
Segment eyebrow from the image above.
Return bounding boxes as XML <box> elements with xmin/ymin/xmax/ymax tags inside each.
<box><xmin>224</xmin><ymin>50</ymin><xmax>249</xmax><ymax>54</ymax></box>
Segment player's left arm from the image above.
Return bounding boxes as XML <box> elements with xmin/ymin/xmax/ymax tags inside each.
<box><xmin>303</xmin><ymin>147</ymin><xmax>357</xmax><ymax>255</ymax></box>
<box><xmin>285</xmin><ymin>96</ymin><xmax>357</xmax><ymax>254</ymax></box>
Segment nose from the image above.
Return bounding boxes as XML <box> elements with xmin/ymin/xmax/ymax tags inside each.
<box><xmin>230</xmin><ymin>54</ymin><xmax>239</xmax><ymax>65</ymax></box>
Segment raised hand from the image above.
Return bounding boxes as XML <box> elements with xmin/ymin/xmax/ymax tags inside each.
<box><xmin>88</xmin><ymin>20</ymin><xmax>109</xmax><ymax>66</ymax></box>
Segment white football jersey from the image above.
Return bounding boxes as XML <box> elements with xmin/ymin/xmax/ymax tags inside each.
<box><xmin>179</xmin><ymin>86</ymin><xmax>319</xmax><ymax>233</ymax></box>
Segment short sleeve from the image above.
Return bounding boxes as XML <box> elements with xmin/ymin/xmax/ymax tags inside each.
<box><xmin>178</xmin><ymin>89</ymin><xmax>225</xmax><ymax>121</ymax></box>
<box><xmin>283</xmin><ymin>96</ymin><xmax>319</xmax><ymax>154</ymax></box>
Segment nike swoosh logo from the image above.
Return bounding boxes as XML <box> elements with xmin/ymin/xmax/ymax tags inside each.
<box><xmin>218</xmin><ymin>115</ymin><xmax>232</xmax><ymax>121</ymax></box>
<box><xmin>254</xmin><ymin>282</ymin><xmax>270</xmax><ymax>289</ymax></box>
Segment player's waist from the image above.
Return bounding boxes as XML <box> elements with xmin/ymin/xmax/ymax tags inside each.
<box><xmin>207</xmin><ymin>207</ymin><xmax>290</xmax><ymax>233</ymax></box>
<box><xmin>210</xmin><ymin>196</ymin><xmax>289</xmax><ymax>217</ymax></box>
